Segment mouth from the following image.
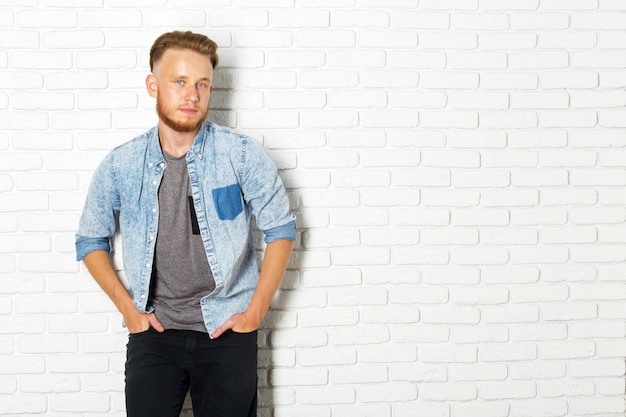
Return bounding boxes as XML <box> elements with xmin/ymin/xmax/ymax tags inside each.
<box><xmin>180</xmin><ymin>108</ymin><xmax>198</xmax><ymax>115</ymax></box>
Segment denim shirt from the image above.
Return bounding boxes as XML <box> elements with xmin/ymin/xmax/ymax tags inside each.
<box><xmin>75</xmin><ymin>121</ymin><xmax>296</xmax><ymax>336</ymax></box>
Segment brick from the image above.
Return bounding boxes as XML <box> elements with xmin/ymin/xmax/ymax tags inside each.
<box><xmin>295</xmin><ymin>29</ymin><xmax>355</xmax><ymax>48</ymax></box>
<box><xmin>80</xmin><ymin>9</ymin><xmax>142</xmax><ymax>27</ymax></box>
<box><xmin>332</xmin><ymin>169</ymin><xmax>390</xmax><ymax>188</ymax></box>
<box><xmin>17</xmin><ymin>334</ymin><xmax>78</xmax><ymax>354</ymax></box>
<box><xmin>420</xmin><ymin>111</ymin><xmax>478</xmax><ymax>129</ymax></box>
<box><xmin>481</xmin><ymin>71</ymin><xmax>538</xmax><ymax>90</ymax></box>
<box><xmin>266</xmin><ymin>50</ymin><xmax>324</xmax><ymax>69</ymax></box>
<box><xmin>479</xmin><ymin>32</ymin><xmax>537</xmax><ymax>50</ymax></box>
<box><xmin>452</xmin><ymin>208</ymin><xmax>509</xmax><ymax>226</ymax></box>
<box><xmin>481</xmin><ymin>0</ymin><xmax>539</xmax><ymax>9</ymax></box>
<box><xmin>270</xmin><ymin>368</ymin><xmax>328</xmax><ymax>387</ymax></box>
<box><xmin>0</xmin><ymin>29</ymin><xmax>39</xmax><ymax>48</ymax></box>
<box><xmin>512</xmin><ymin>51</ymin><xmax>570</xmax><ymax>69</ymax></box>
<box><xmin>539</xmin><ymin>31</ymin><xmax>597</xmax><ymax>49</ymax></box>
<box><xmin>451</xmin><ymin>13</ymin><xmax>509</xmax><ymax>30</ymax></box>
<box><xmin>419</xmin><ymin>344</ymin><xmax>477</xmax><ymax>363</ymax></box>
<box><xmin>539</xmin><ymin>226</ymin><xmax>596</xmax><ymax>244</ymax></box>
<box><xmin>302</xmin><ymin>110</ymin><xmax>359</xmax><ymax>129</ymax></box>
<box><xmin>449</xmin><ymin>286</ymin><xmax>509</xmax><ymax>305</ymax></box>
<box><xmin>421</xmin><ymin>227</ymin><xmax>478</xmax><ymax>245</ymax></box>
<box><xmin>50</xmin><ymin>393</ymin><xmax>111</xmax><ymax>412</ymax></box>
<box><xmin>0</xmin><ymin>192</ymin><xmax>49</xmax><ymax>212</ymax></box>
<box><xmin>208</xmin><ymin>9</ymin><xmax>269</xmax><ymax>27</ymax></box>
<box><xmin>332</xmin><ymin>247</ymin><xmax>390</xmax><ymax>266</ymax></box>
<box><xmin>43</xmin><ymin>30</ymin><xmax>105</xmax><ymax>48</ymax></box>
<box><xmin>480</xmin><ymin>381</ymin><xmax>537</xmax><ymax>400</ymax></box>
<box><xmin>0</xmin><ymin>111</ymin><xmax>48</xmax><ymax>130</ymax></box>
<box><xmin>511</xmin><ymin>91</ymin><xmax>569</xmax><ymax>109</ymax></box>
<box><xmin>390</xmin><ymin>11</ymin><xmax>451</xmax><ymax>29</ymax></box>
<box><xmin>359</xmin><ymin>383</ymin><xmax>418</xmax><ymax>403</ymax></box>
<box><xmin>451</xmin><ymin>247</ymin><xmax>510</xmax><ymax>265</ymax></box>
<box><xmin>363</xmin><ymin>266</ymin><xmax>421</xmax><ymax>285</ymax></box>
<box><xmin>391</xmin><ymin>208</ymin><xmax>450</xmax><ymax>226</ymax></box>
<box><xmin>450</xmin><ymin>326</ymin><xmax>509</xmax><ymax>344</ymax></box>
<box><xmin>359</xmin><ymin>110</ymin><xmax>417</xmax><ymax>128</ymax></box>
<box><xmin>145</xmin><ymin>9</ymin><xmax>206</xmax><ymax>27</ymax></box>
<box><xmin>0</xmin><ymin>394</ymin><xmax>47</xmax><ymax>413</ymax></box>
<box><xmin>331</xmin><ymin>365</ymin><xmax>388</xmax><ymax>384</ymax></box>
<box><xmin>76</xmin><ymin>50</ymin><xmax>137</xmax><ymax>69</ymax></box>
<box><xmin>450</xmin><ymin>52</ymin><xmax>508</xmax><ymax>70</ymax></box>
<box><xmin>420</xmin><ymin>71</ymin><xmax>479</xmax><ymax>89</ymax></box>
<box><xmin>391</xmin><ymin>324</ymin><xmax>449</xmax><ymax>344</ymax></box>
<box><xmin>359</xmin><ymin>0</ymin><xmax>417</xmax><ymax>7</ymax></box>
<box><xmin>388</xmin><ymin>51</ymin><xmax>446</xmax><ymax>70</ymax></box>
<box><xmin>420</xmin><ymin>306</ymin><xmax>480</xmax><ymax>324</ymax></box>
<box><xmin>271</xmin><ymin>10</ymin><xmax>329</xmax><ymax>28</ymax></box>
<box><xmin>327</xmin><ymin>325</ymin><xmax>390</xmax><ymax>345</ymax></box>
<box><xmin>77</xmin><ymin>92</ymin><xmax>138</xmax><ymax>110</ymax></box>
<box><xmin>46</xmin><ymin>71</ymin><xmax>108</xmax><ymax>90</ymax></box>
<box><xmin>299</xmin><ymin>307</ymin><xmax>358</xmax><ymax>328</ymax></box>
<box><xmin>298</xmin><ymin>386</ymin><xmax>356</xmax><ymax>405</ymax></box>
<box><xmin>573</xmin><ymin>51</ymin><xmax>626</xmax><ymax>69</ymax></box>
<box><xmin>0</xmin><ymin>234</ymin><xmax>51</xmax><ymax>254</ymax></box>
<box><xmin>421</xmin><ymin>188</ymin><xmax>480</xmax><ymax>207</ymax></box>
<box><xmin>360</xmin><ymin>69</ymin><xmax>419</xmax><ymax>88</ymax></box>
<box><xmin>360</xmin><ymin>305</ymin><xmax>419</xmax><ymax>325</ymax></box>
<box><xmin>238</xmin><ymin>70</ymin><xmax>297</xmax><ymax>89</ymax></box>
<box><xmin>17</xmin><ymin>10</ymin><xmax>78</xmax><ymax>28</ymax></box>
<box><xmin>541</xmin><ymin>70</ymin><xmax>598</xmax><ymax>89</ymax></box>
<box><xmin>420</xmin><ymin>31</ymin><xmax>478</xmax><ymax>50</ymax></box>
<box><xmin>298</xmin><ymin>347</ymin><xmax>356</xmax><ymax>367</ymax></box>
<box><xmin>481</xmin><ymin>111</ymin><xmax>538</xmax><ymax>128</ymax></box>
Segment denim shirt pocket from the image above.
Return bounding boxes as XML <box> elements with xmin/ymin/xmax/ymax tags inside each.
<box><xmin>212</xmin><ymin>183</ymin><xmax>244</xmax><ymax>220</ymax></box>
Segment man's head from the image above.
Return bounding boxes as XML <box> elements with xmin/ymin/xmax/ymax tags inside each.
<box><xmin>147</xmin><ymin>31</ymin><xmax>219</xmax><ymax>134</ymax></box>
<box><xmin>150</xmin><ymin>30</ymin><xmax>219</xmax><ymax>72</ymax></box>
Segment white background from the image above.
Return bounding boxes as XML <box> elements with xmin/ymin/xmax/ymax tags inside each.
<box><xmin>1</xmin><ymin>1</ymin><xmax>626</xmax><ymax>416</ymax></box>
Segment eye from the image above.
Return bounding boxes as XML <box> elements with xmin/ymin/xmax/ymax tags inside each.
<box><xmin>175</xmin><ymin>80</ymin><xmax>184</xmax><ymax>85</ymax></box>
<box><xmin>197</xmin><ymin>82</ymin><xmax>207</xmax><ymax>88</ymax></box>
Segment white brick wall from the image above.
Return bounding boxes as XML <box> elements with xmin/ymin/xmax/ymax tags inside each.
<box><xmin>1</xmin><ymin>1</ymin><xmax>625</xmax><ymax>416</ymax></box>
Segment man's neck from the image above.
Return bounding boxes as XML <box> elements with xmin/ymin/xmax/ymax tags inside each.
<box><xmin>158</xmin><ymin>123</ymin><xmax>199</xmax><ymax>158</ymax></box>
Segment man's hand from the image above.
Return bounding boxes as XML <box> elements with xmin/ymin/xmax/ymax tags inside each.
<box><xmin>211</xmin><ymin>310</ymin><xmax>261</xmax><ymax>339</ymax></box>
<box><xmin>125</xmin><ymin>310</ymin><xmax>165</xmax><ymax>334</ymax></box>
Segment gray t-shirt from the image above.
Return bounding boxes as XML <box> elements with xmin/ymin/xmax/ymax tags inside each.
<box><xmin>150</xmin><ymin>151</ymin><xmax>216</xmax><ymax>333</ymax></box>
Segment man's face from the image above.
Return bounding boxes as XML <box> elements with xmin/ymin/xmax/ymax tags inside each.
<box><xmin>147</xmin><ymin>48</ymin><xmax>214</xmax><ymax>133</ymax></box>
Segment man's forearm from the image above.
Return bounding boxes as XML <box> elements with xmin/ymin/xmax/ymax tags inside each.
<box><xmin>83</xmin><ymin>250</ymin><xmax>136</xmax><ymax>317</ymax></box>
<box><xmin>247</xmin><ymin>238</ymin><xmax>295</xmax><ymax>322</ymax></box>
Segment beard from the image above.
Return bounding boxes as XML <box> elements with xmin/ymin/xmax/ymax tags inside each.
<box><xmin>156</xmin><ymin>93</ymin><xmax>208</xmax><ymax>133</ymax></box>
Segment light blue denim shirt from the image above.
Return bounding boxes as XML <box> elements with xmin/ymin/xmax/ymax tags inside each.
<box><xmin>76</xmin><ymin>121</ymin><xmax>296</xmax><ymax>336</ymax></box>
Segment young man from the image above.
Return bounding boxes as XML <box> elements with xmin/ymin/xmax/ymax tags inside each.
<box><xmin>75</xmin><ymin>31</ymin><xmax>296</xmax><ymax>417</ymax></box>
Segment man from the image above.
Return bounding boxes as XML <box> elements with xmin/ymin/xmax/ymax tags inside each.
<box><xmin>75</xmin><ymin>31</ymin><xmax>296</xmax><ymax>417</ymax></box>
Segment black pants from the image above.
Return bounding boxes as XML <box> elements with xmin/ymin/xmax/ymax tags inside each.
<box><xmin>125</xmin><ymin>327</ymin><xmax>258</xmax><ymax>417</ymax></box>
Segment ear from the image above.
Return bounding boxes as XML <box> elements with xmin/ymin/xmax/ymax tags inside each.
<box><xmin>146</xmin><ymin>74</ymin><xmax>158</xmax><ymax>98</ymax></box>
<box><xmin>210</xmin><ymin>85</ymin><xmax>213</xmax><ymax>93</ymax></box>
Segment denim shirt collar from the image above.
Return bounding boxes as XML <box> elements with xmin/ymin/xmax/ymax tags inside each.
<box><xmin>147</xmin><ymin>123</ymin><xmax>212</xmax><ymax>167</ymax></box>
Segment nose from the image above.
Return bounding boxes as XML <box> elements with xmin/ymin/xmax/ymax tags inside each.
<box><xmin>185</xmin><ymin>86</ymin><xmax>199</xmax><ymax>103</ymax></box>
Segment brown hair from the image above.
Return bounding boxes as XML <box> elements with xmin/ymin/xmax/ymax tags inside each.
<box><xmin>149</xmin><ymin>30</ymin><xmax>219</xmax><ymax>72</ymax></box>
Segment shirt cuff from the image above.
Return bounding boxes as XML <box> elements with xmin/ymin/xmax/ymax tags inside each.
<box><xmin>75</xmin><ymin>236</ymin><xmax>111</xmax><ymax>261</ymax></box>
<box><xmin>263</xmin><ymin>221</ymin><xmax>296</xmax><ymax>243</ymax></box>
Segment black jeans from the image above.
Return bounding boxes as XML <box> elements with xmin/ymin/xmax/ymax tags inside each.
<box><xmin>125</xmin><ymin>327</ymin><xmax>258</xmax><ymax>417</ymax></box>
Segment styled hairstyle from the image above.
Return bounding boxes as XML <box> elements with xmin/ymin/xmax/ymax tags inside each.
<box><xmin>149</xmin><ymin>30</ymin><xmax>219</xmax><ymax>72</ymax></box>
